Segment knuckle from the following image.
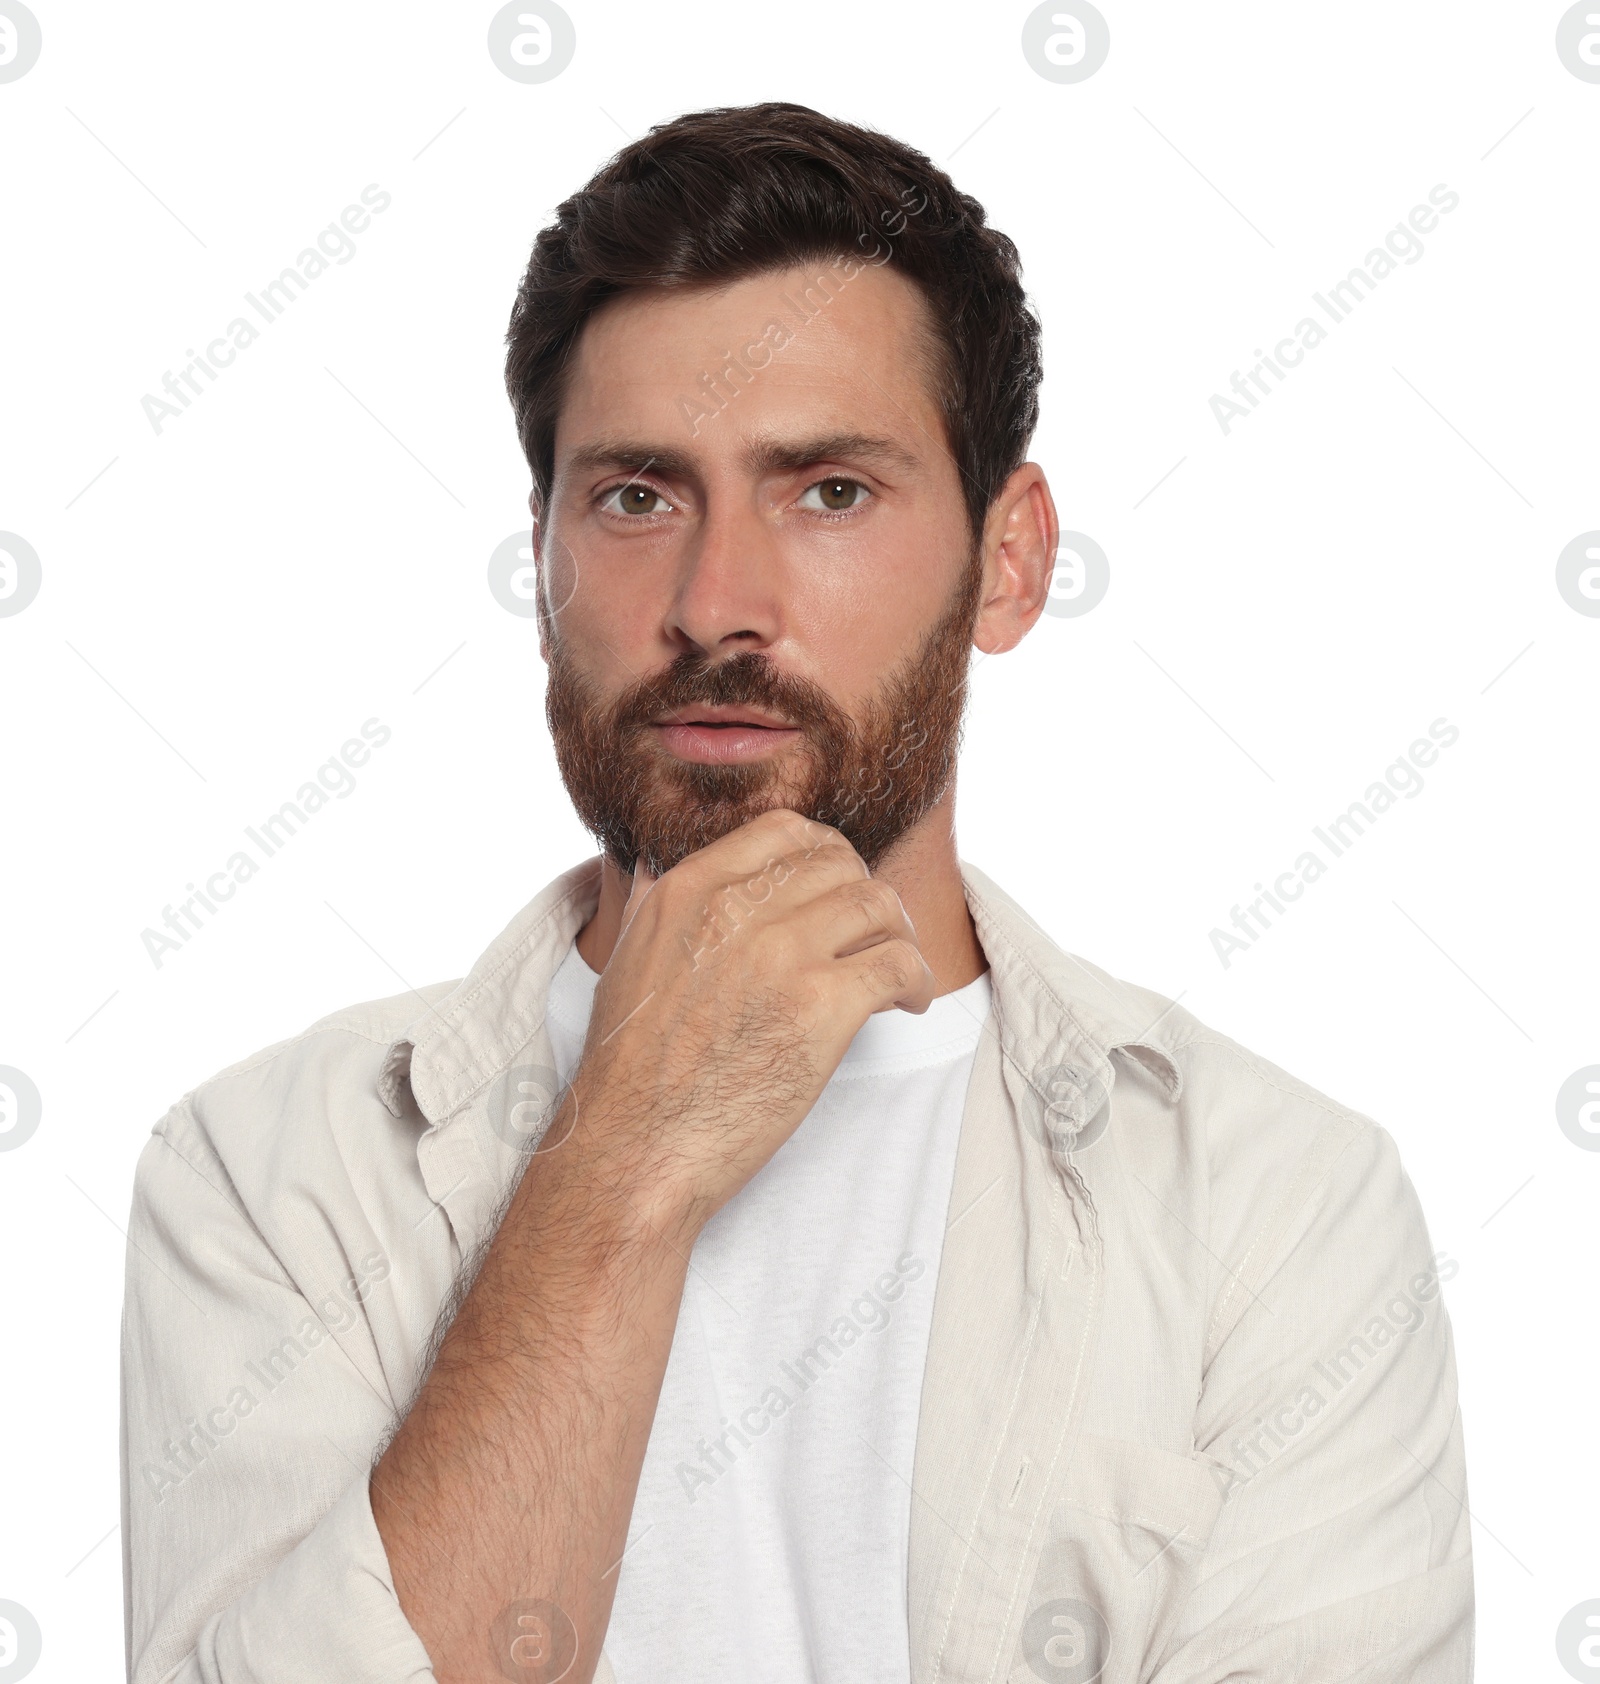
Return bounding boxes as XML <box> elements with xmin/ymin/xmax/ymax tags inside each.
<box><xmin>740</xmin><ymin>857</ymin><xmax>783</xmax><ymax>903</ymax></box>
<box><xmin>813</xmin><ymin>833</ymin><xmax>866</xmax><ymax>877</ymax></box>
<box><xmin>784</xmin><ymin>809</ymin><xmax>834</xmax><ymax>837</ymax></box>
<box><xmin>862</xmin><ymin>880</ymin><xmax>903</xmax><ymax>920</ymax></box>
<box><xmin>761</xmin><ymin>807</ymin><xmax>815</xmax><ymax>847</ymax></box>
<box><xmin>869</xmin><ymin>940</ymin><xmax>919</xmax><ymax>991</ymax></box>
<box><xmin>837</xmin><ymin>877</ymin><xmax>897</xmax><ymax>928</ymax></box>
<box><xmin>778</xmin><ymin>837</ymin><xmax>838</xmax><ymax>884</ymax></box>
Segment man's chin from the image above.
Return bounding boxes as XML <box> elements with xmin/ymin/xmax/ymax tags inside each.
<box><xmin>625</xmin><ymin>787</ymin><xmax>817</xmax><ymax>877</ymax></box>
<box><xmin>653</xmin><ymin>737</ymin><xmax>827</xmax><ymax>807</ymax></box>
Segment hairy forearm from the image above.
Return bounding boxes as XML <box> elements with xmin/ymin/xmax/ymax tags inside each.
<box><xmin>369</xmin><ymin>817</ymin><xmax>931</xmax><ymax>1679</ymax></box>
<box><xmin>371</xmin><ymin>1105</ymin><xmax>695</xmax><ymax>1683</ymax></box>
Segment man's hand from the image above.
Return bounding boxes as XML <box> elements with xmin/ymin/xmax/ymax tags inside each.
<box><xmin>372</xmin><ymin>808</ymin><xmax>934</xmax><ymax>1683</ymax></box>
<box><xmin>568</xmin><ymin>808</ymin><xmax>937</xmax><ymax>1241</ymax></box>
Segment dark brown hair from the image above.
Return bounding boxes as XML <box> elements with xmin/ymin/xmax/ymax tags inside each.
<box><xmin>504</xmin><ymin>102</ymin><xmax>1042</xmax><ymax>539</ymax></box>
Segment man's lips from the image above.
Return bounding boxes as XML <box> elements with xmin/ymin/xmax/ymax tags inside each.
<box><xmin>649</xmin><ymin>705</ymin><xmax>803</xmax><ymax>765</ymax></box>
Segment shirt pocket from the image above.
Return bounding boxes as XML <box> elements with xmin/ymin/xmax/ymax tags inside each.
<box><xmin>1006</xmin><ymin>1433</ymin><xmax>1225</xmax><ymax>1684</ymax></box>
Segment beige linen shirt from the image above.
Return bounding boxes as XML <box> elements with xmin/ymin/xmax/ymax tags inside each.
<box><xmin>121</xmin><ymin>858</ymin><xmax>1474</xmax><ymax>1683</ymax></box>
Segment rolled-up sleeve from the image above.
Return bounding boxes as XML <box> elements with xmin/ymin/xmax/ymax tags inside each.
<box><xmin>121</xmin><ymin>1106</ymin><xmax>437</xmax><ymax>1684</ymax></box>
<box><xmin>1154</xmin><ymin>1120</ymin><xmax>1474</xmax><ymax>1681</ymax></box>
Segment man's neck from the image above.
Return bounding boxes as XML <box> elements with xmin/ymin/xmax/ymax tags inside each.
<box><xmin>574</xmin><ymin>788</ymin><xmax>987</xmax><ymax>996</ymax></box>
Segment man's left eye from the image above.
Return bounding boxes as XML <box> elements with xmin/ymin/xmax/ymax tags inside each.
<box><xmin>601</xmin><ymin>483</ymin><xmax>671</xmax><ymax>516</ymax></box>
<box><xmin>798</xmin><ymin>477</ymin><xmax>871</xmax><ymax>512</ymax></box>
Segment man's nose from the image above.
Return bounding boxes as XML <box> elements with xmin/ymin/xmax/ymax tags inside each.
<box><xmin>665</xmin><ymin>492</ymin><xmax>785</xmax><ymax>657</ymax></box>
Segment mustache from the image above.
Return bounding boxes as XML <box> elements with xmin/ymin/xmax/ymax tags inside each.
<box><xmin>544</xmin><ymin>559</ymin><xmax>981</xmax><ymax>875</ymax></box>
<box><xmin>610</xmin><ymin>650</ymin><xmax>848</xmax><ymax>737</ymax></box>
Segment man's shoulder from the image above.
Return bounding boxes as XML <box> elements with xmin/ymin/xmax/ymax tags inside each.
<box><xmin>971</xmin><ymin>871</ymin><xmax>1381</xmax><ymax>1150</ymax></box>
<box><xmin>1018</xmin><ymin>932</ymin><xmax>1406</xmax><ymax>1269</ymax></box>
<box><xmin>1083</xmin><ymin>943</ymin><xmax>1385</xmax><ymax>1164</ymax></box>
<box><xmin>197</xmin><ymin>978</ymin><xmax>459</xmax><ymax>1092</ymax></box>
<box><xmin>1077</xmin><ymin>951</ymin><xmax>1421</xmax><ymax>1274</ymax></box>
<box><xmin>1059</xmin><ymin>956</ymin><xmax>1438</xmax><ymax>1358</ymax></box>
<box><xmin>1163</xmin><ymin>994</ymin><xmax>1378</xmax><ymax>1141</ymax></box>
<box><xmin>139</xmin><ymin>979</ymin><xmax>462</xmax><ymax>1192</ymax></box>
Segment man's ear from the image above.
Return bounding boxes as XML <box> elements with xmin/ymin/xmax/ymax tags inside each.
<box><xmin>528</xmin><ymin>489</ymin><xmax>550</xmax><ymax>662</ymax></box>
<box><xmin>972</xmin><ymin>464</ymin><xmax>1059</xmax><ymax>656</ymax></box>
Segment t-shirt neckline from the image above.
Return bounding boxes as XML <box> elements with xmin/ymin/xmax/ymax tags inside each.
<box><xmin>545</xmin><ymin>940</ymin><xmax>992</xmax><ymax>1073</ymax></box>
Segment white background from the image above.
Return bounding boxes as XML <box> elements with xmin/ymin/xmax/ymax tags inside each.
<box><xmin>2</xmin><ymin>2</ymin><xmax>1596</xmax><ymax>1678</ymax></box>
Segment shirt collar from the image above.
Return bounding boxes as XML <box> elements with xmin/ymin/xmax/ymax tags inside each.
<box><xmin>960</xmin><ymin>861</ymin><xmax>1184</xmax><ymax>1111</ymax></box>
<box><xmin>376</xmin><ymin>856</ymin><xmax>603</xmax><ymax>1128</ymax></box>
<box><xmin>378</xmin><ymin>855</ymin><xmax>1182</xmax><ymax>1132</ymax></box>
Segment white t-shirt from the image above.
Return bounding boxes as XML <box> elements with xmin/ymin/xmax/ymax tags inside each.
<box><xmin>542</xmin><ymin>938</ymin><xmax>993</xmax><ymax>1684</ymax></box>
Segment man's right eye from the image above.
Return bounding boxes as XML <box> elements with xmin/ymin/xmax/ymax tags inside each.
<box><xmin>600</xmin><ymin>483</ymin><xmax>672</xmax><ymax>517</ymax></box>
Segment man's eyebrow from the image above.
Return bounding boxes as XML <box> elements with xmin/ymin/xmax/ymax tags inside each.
<box><xmin>741</xmin><ymin>433</ymin><xmax>922</xmax><ymax>477</ymax></box>
<box><xmin>562</xmin><ymin>440</ymin><xmax>694</xmax><ymax>479</ymax></box>
<box><xmin>560</xmin><ymin>432</ymin><xmax>923</xmax><ymax>482</ymax></box>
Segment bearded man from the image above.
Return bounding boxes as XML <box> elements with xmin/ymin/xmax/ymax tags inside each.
<box><xmin>121</xmin><ymin>104</ymin><xmax>1474</xmax><ymax>1684</ymax></box>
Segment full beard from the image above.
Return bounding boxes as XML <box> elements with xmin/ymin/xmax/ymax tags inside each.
<box><xmin>544</xmin><ymin>558</ymin><xmax>984</xmax><ymax>877</ymax></box>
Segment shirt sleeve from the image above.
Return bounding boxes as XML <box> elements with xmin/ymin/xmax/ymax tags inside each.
<box><xmin>1152</xmin><ymin>1119</ymin><xmax>1475</xmax><ymax>1681</ymax></box>
<box><xmin>121</xmin><ymin>1108</ymin><xmax>439</xmax><ymax>1684</ymax></box>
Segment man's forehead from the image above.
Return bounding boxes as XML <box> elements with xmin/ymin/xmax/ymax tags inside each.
<box><xmin>553</xmin><ymin>262</ymin><xmax>945</xmax><ymax>475</ymax></box>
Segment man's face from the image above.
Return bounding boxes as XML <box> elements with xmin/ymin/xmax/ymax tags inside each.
<box><xmin>538</xmin><ymin>260</ymin><xmax>984</xmax><ymax>877</ymax></box>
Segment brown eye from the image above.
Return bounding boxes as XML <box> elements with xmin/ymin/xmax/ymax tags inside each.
<box><xmin>805</xmin><ymin>477</ymin><xmax>868</xmax><ymax>511</ymax></box>
<box><xmin>608</xmin><ymin>483</ymin><xmax>664</xmax><ymax>516</ymax></box>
